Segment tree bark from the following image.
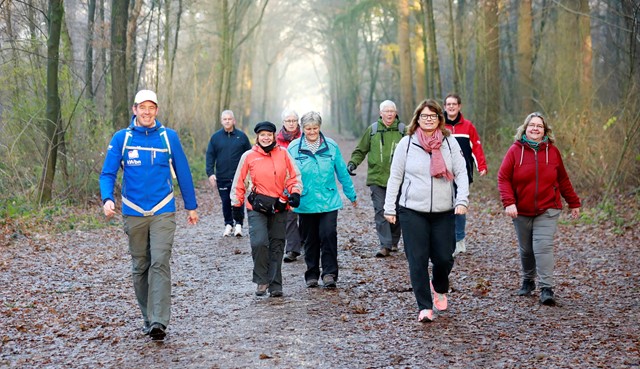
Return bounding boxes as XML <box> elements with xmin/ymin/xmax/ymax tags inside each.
<box><xmin>398</xmin><ymin>0</ymin><xmax>413</xmax><ymax>122</ymax></box>
<box><xmin>38</xmin><ymin>0</ymin><xmax>64</xmax><ymax>204</ymax></box>
<box><xmin>578</xmin><ymin>0</ymin><xmax>592</xmax><ymax>106</ymax></box>
<box><xmin>110</xmin><ymin>0</ymin><xmax>130</xmax><ymax>129</ymax></box>
<box><xmin>517</xmin><ymin>0</ymin><xmax>533</xmax><ymax>113</ymax></box>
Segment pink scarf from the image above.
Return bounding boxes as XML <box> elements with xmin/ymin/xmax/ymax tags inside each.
<box><xmin>416</xmin><ymin>129</ymin><xmax>454</xmax><ymax>181</ymax></box>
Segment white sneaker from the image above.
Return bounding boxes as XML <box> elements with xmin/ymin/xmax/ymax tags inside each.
<box><xmin>223</xmin><ymin>224</ymin><xmax>233</xmax><ymax>237</ymax></box>
<box><xmin>233</xmin><ymin>224</ymin><xmax>243</xmax><ymax>237</ymax></box>
<box><xmin>453</xmin><ymin>239</ymin><xmax>466</xmax><ymax>257</ymax></box>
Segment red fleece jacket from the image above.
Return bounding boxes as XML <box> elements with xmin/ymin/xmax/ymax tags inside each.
<box><xmin>498</xmin><ymin>140</ymin><xmax>580</xmax><ymax>217</ymax></box>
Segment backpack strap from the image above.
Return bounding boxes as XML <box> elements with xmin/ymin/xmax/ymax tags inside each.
<box><xmin>370</xmin><ymin>121</ymin><xmax>405</xmax><ymax>136</ymax></box>
<box><xmin>121</xmin><ymin>126</ymin><xmax>176</xmax><ymax>179</ymax></box>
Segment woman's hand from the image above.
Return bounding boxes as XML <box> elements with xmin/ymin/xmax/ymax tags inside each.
<box><xmin>505</xmin><ymin>204</ymin><xmax>518</xmax><ymax>218</ymax></box>
<box><xmin>454</xmin><ymin>205</ymin><xmax>468</xmax><ymax>215</ymax></box>
<box><xmin>384</xmin><ymin>214</ymin><xmax>396</xmax><ymax>224</ymax></box>
<box><xmin>570</xmin><ymin>207</ymin><xmax>580</xmax><ymax>220</ymax></box>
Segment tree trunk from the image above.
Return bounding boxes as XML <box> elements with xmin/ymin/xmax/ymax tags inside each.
<box><xmin>447</xmin><ymin>0</ymin><xmax>460</xmax><ymax>94</ymax></box>
<box><xmin>398</xmin><ymin>0</ymin><xmax>413</xmax><ymax>123</ymax></box>
<box><xmin>126</xmin><ymin>0</ymin><xmax>142</xmax><ymax>102</ymax></box>
<box><xmin>477</xmin><ymin>0</ymin><xmax>500</xmax><ymax>134</ymax></box>
<box><xmin>517</xmin><ymin>0</ymin><xmax>533</xmax><ymax>113</ymax></box>
<box><xmin>425</xmin><ymin>0</ymin><xmax>442</xmax><ymax>99</ymax></box>
<box><xmin>85</xmin><ymin>0</ymin><xmax>96</xmax><ymax>99</ymax></box>
<box><xmin>110</xmin><ymin>0</ymin><xmax>130</xmax><ymax>129</ymax></box>
<box><xmin>578</xmin><ymin>0</ymin><xmax>592</xmax><ymax>106</ymax></box>
<box><xmin>38</xmin><ymin>0</ymin><xmax>64</xmax><ymax>204</ymax></box>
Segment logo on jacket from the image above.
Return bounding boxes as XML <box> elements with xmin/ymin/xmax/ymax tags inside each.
<box><xmin>128</xmin><ymin>150</ymin><xmax>139</xmax><ymax>159</ymax></box>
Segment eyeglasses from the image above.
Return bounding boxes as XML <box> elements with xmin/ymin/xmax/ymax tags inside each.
<box><xmin>419</xmin><ymin>114</ymin><xmax>439</xmax><ymax>121</ymax></box>
<box><xmin>284</xmin><ymin>119</ymin><xmax>298</xmax><ymax>124</ymax></box>
<box><xmin>527</xmin><ymin>123</ymin><xmax>545</xmax><ymax>129</ymax></box>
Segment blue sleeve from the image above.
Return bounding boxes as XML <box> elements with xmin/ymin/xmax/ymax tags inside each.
<box><xmin>242</xmin><ymin>132</ymin><xmax>252</xmax><ymax>151</ymax></box>
<box><xmin>99</xmin><ymin>131</ymin><xmax>125</xmax><ymax>203</ymax></box>
<box><xmin>205</xmin><ymin>133</ymin><xmax>216</xmax><ymax>177</ymax></box>
<box><xmin>169</xmin><ymin>130</ymin><xmax>198</xmax><ymax>210</ymax></box>
<box><xmin>333</xmin><ymin>142</ymin><xmax>357</xmax><ymax>202</ymax></box>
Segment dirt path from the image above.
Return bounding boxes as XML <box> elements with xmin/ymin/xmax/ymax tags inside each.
<box><xmin>1</xmin><ymin>136</ymin><xmax>639</xmax><ymax>368</ymax></box>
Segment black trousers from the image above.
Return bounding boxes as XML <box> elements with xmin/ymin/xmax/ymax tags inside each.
<box><xmin>299</xmin><ymin>210</ymin><xmax>339</xmax><ymax>282</ymax></box>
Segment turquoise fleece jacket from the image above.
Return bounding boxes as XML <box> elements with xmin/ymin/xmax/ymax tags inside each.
<box><xmin>288</xmin><ymin>133</ymin><xmax>356</xmax><ymax>214</ymax></box>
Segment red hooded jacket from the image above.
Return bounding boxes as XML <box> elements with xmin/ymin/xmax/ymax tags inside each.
<box><xmin>497</xmin><ymin>140</ymin><xmax>580</xmax><ymax>217</ymax></box>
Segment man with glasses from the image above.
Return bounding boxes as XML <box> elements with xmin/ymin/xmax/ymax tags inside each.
<box><xmin>347</xmin><ymin>100</ymin><xmax>405</xmax><ymax>258</ymax></box>
<box><xmin>206</xmin><ymin>110</ymin><xmax>252</xmax><ymax>237</ymax></box>
<box><xmin>443</xmin><ymin>93</ymin><xmax>488</xmax><ymax>257</ymax></box>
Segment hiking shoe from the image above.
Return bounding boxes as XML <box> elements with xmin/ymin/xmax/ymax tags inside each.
<box><xmin>283</xmin><ymin>251</ymin><xmax>299</xmax><ymax>263</ymax></box>
<box><xmin>517</xmin><ymin>280</ymin><xmax>536</xmax><ymax>296</ymax></box>
<box><xmin>270</xmin><ymin>290</ymin><xmax>283</xmax><ymax>297</ymax></box>
<box><xmin>233</xmin><ymin>224</ymin><xmax>243</xmax><ymax>237</ymax></box>
<box><xmin>540</xmin><ymin>287</ymin><xmax>556</xmax><ymax>306</ymax></box>
<box><xmin>256</xmin><ymin>284</ymin><xmax>268</xmax><ymax>296</ymax></box>
<box><xmin>322</xmin><ymin>275</ymin><xmax>337</xmax><ymax>288</ymax></box>
<box><xmin>418</xmin><ymin>309</ymin><xmax>433</xmax><ymax>323</ymax></box>
<box><xmin>306</xmin><ymin>279</ymin><xmax>319</xmax><ymax>288</ymax></box>
<box><xmin>430</xmin><ymin>281</ymin><xmax>448</xmax><ymax>311</ymax></box>
<box><xmin>149</xmin><ymin>323</ymin><xmax>166</xmax><ymax>341</ymax></box>
<box><xmin>223</xmin><ymin>224</ymin><xmax>233</xmax><ymax>237</ymax></box>
<box><xmin>453</xmin><ymin>239</ymin><xmax>466</xmax><ymax>257</ymax></box>
<box><xmin>390</xmin><ymin>245</ymin><xmax>399</xmax><ymax>252</ymax></box>
<box><xmin>376</xmin><ymin>248</ymin><xmax>391</xmax><ymax>257</ymax></box>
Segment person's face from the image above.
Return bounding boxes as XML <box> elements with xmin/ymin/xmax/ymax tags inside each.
<box><xmin>525</xmin><ymin>117</ymin><xmax>545</xmax><ymax>142</ymax></box>
<box><xmin>303</xmin><ymin>124</ymin><xmax>321</xmax><ymax>142</ymax></box>
<box><xmin>257</xmin><ymin>131</ymin><xmax>274</xmax><ymax>146</ymax></box>
<box><xmin>445</xmin><ymin>97</ymin><xmax>461</xmax><ymax>119</ymax></box>
<box><xmin>380</xmin><ymin>106</ymin><xmax>397</xmax><ymax>126</ymax></box>
<box><xmin>283</xmin><ymin>115</ymin><xmax>299</xmax><ymax>132</ymax></box>
<box><xmin>132</xmin><ymin>101</ymin><xmax>158</xmax><ymax>127</ymax></box>
<box><xmin>418</xmin><ymin>107</ymin><xmax>440</xmax><ymax>135</ymax></box>
<box><xmin>221</xmin><ymin>114</ymin><xmax>235</xmax><ymax>132</ymax></box>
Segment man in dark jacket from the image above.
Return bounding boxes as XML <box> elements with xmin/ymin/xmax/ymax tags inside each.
<box><xmin>206</xmin><ymin>110</ymin><xmax>252</xmax><ymax>237</ymax></box>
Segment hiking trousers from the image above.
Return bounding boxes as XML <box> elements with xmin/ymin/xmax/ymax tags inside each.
<box><xmin>124</xmin><ymin>212</ymin><xmax>175</xmax><ymax>328</ymax></box>
<box><xmin>512</xmin><ymin>209</ymin><xmax>561</xmax><ymax>288</ymax></box>
<box><xmin>370</xmin><ymin>185</ymin><xmax>402</xmax><ymax>249</ymax></box>
<box><xmin>248</xmin><ymin>210</ymin><xmax>287</xmax><ymax>293</ymax></box>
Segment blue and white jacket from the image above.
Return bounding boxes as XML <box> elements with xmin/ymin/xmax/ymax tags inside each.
<box><xmin>287</xmin><ymin>133</ymin><xmax>356</xmax><ymax>214</ymax></box>
<box><xmin>100</xmin><ymin>117</ymin><xmax>198</xmax><ymax>216</ymax></box>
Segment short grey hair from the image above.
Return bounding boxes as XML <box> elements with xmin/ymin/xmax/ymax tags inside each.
<box><xmin>379</xmin><ymin>100</ymin><xmax>396</xmax><ymax>112</ymax></box>
<box><xmin>300</xmin><ymin>111</ymin><xmax>322</xmax><ymax>128</ymax></box>
<box><xmin>221</xmin><ymin>110</ymin><xmax>235</xmax><ymax>119</ymax></box>
<box><xmin>281</xmin><ymin>109</ymin><xmax>299</xmax><ymax>121</ymax></box>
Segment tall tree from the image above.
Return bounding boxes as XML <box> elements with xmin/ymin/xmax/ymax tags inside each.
<box><xmin>424</xmin><ymin>0</ymin><xmax>442</xmax><ymax>99</ymax></box>
<box><xmin>446</xmin><ymin>0</ymin><xmax>461</xmax><ymax>94</ymax></box>
<box><xmin>398</xmin><ymin>0</ymin><xmax>413</xmax><ymax>122</ymax></box>
<box><xmin>517</xmin><ymin>0</ymin><xmax>533</xmax><ymax>112</ymax></box>
<box><xmin>85</xmin><ymin>0</ymin><xmax>96</xmax><ymax>99</ymax></box>
<box><xmin>475</xmin><ymin>0</ymin><xmax>500</xmax><ymax>134</ymax></box>
<box><xmin>578</xmin><ymin>0</ymin><xmax>592</xmax><ymax>106</ymax></box>
<box><xmin>111</xmin><ymin>0</ymin><xmax>130</xmax><ymax>128</ymax></box>
<box><xmin>38</xmin><ymin>0</ymin><xmax>64</xmax><ymax>203</ymax></box>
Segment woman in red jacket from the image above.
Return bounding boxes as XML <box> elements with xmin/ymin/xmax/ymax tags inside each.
<box><xmin>497</xmin><ymin>112</ymin><xmax>581</xmax><ymax>305</ymax></box>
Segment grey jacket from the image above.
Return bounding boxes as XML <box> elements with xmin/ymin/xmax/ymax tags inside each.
<box><xmin>384</xmin><ymin>134</ymin><xmax>469</xmax><ymax>215</ymax></box>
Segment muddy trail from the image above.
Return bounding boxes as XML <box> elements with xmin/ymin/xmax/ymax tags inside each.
<box><xmin>1</xmin><ymin>136</ymin><xmax>639</xmax><ymax>369</ymax></box>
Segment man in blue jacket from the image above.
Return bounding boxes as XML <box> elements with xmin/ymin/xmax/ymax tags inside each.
<box><xmin>206</xmin><ymin>110</ymin><xmax>252</xmax><ymax>237</ymax></box>
<box><xmin>100</xmin><ymin>89</ymin><xmax>199</xmax><ymax>341</ymax></box>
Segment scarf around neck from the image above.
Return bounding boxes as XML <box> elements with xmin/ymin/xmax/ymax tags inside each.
<box><xmin>521</xmin><ymin>134</ymin><xmax>548</xmax><ymax>151</ymax></box>
<box><xmin>416</xmin><ymin>129</ymin><xmax>454</xmax><ymax>181</ymax></box>
<box><xmin>279</xmin><ymin>126</ymin><xmax>301</xmax><ymax>143</ymax></box>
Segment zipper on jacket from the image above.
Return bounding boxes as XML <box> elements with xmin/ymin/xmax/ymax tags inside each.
<box><xmin>534</xmin><ymin>148</ymin><xmax>539</xmax><ymax>213</ymax></box>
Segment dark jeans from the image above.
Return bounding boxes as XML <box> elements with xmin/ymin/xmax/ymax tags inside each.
<box><xmin>398</xmin><ymin>207</ymin><xmax>455</xmax><ymax>311</ymax></box>
<box><xmin>299</xmin><ymin>211</ymin><xmax>338</xmax><ymax>282</ymax></box>
<box><xmin>217</xmin><ymin>178</ymin><xmax>244</xmax><ymax>226</ymax></box>
<box><xmin>247</xmin><ymin>210</ymin><xmax>287</xmax><ymax>293</ymax></box>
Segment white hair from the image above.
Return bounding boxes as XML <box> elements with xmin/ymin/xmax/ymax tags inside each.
<box><xmin>221</xmin><ymin>110</ymin><xmax>235</xmax><ymax>119</ymax></box>
<box><xmin>281</xmin><ymin>109</ymin><xmax>299</xmax><ymax>121</ymax></box>
<box><xmin>379</xmin><ymin>100</ymin><xmax>396</xmax><ymax>111</ymax></box>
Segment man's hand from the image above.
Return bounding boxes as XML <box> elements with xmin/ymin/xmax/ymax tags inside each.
<box><xmin>479</xmin><ymin>169</ymin><xmax>488</xmax><ymax>176</ymax></box>
<box><xmin>504</xmin><ymin>204</ymin><xmax>518</xmax><ymax>218</ymax></box>
<box><xmin>208</xmin><ymin>175</ymin><xmax>217</xmax><ymax>187</ymax></box>
<box><xmin>347</xmin><ymin>162</ymin><xmax>357</xmax><ymax>176</ymax></box>
<box><xmin>288</xmin><ymin>193</ymin><xmax>301</xmax><ymax>208</ymax></box>
<box><xmin>103</xmin><ymin>200</ymin><xmax>116</xmax><ymax>219</ymax></box>
<box><xmin>187</xmin><ymin>210</ymin><xmax>199</xmax><ymax>225</ymax></box>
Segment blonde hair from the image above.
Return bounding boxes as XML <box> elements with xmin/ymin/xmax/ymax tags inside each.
<box><xmin>514</xmin><ymin>112</ymin><xmax>555</xmax><ymax>143</ymax></box>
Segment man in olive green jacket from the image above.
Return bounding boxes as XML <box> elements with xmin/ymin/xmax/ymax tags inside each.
<box><xmin>347</xmin><ymin>100</ymin><xmax>405</xmax><ymax>257</ymax></box>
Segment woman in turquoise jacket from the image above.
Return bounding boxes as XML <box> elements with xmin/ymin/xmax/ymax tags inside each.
<box><xmin>287</xmin><ymin>111</ymin><xmax>357</xmax><ymax>288</ymax></box>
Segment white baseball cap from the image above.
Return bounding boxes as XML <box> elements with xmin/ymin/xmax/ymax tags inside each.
<box><xmin>134</xmin><ymin>89</ymin><xmax>158</xmax><ymax>105</ymax></box>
